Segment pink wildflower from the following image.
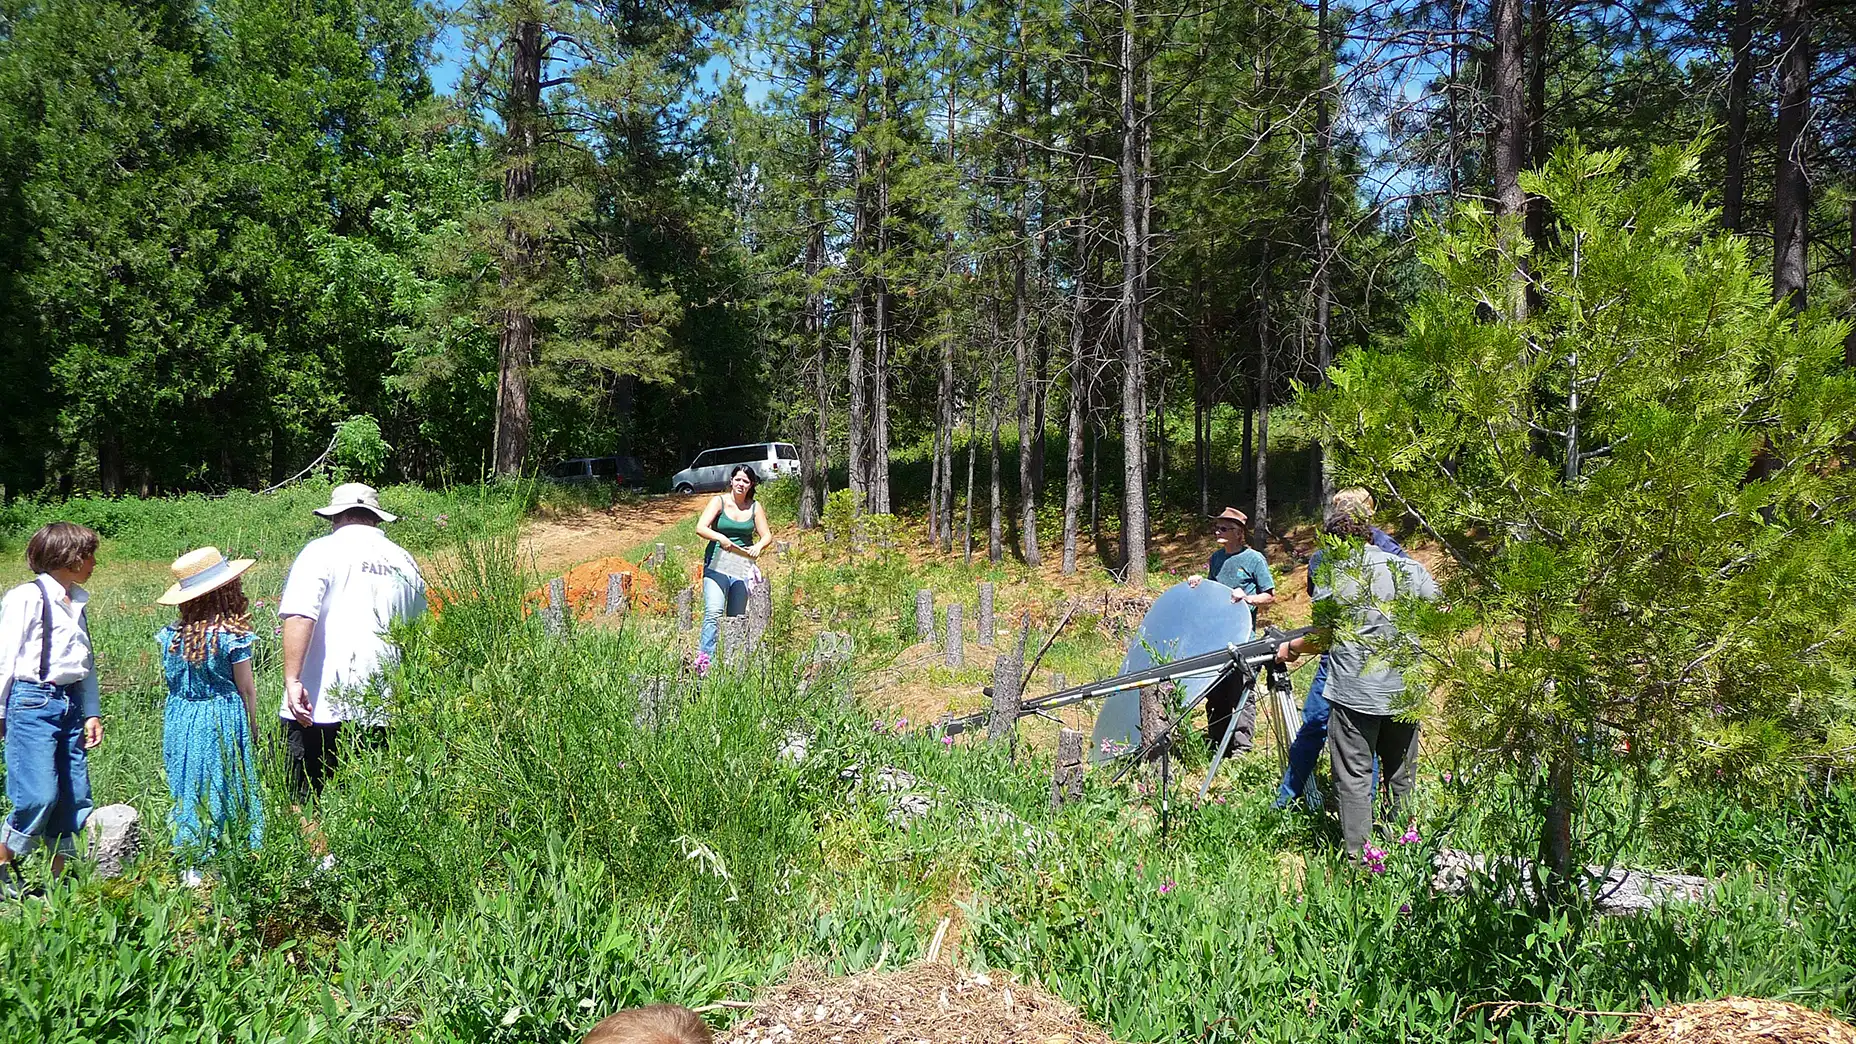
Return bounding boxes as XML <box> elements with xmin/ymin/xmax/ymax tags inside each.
<box><xmin>941</xmin><ymin>735</ymin><xmax>954</xmax><ymax>748</ymax></box>
<box><xmin>1398</xmin><ymin>825</ymin><xmax>1420</xmax><ymax>845</ymax></box>
<box><xmin>1362</xmin><ymin>844</ymin><xmax>1388</xmax><ymax>874</ymax></box>
<box><xmin>1158</xmin><ymin>880</ymin><xmax>1176</xmax><ymax>896</ymax></box>
<box><xmin>1442</xmin><ymin>771</ymin><xmax>1453</xmax><ymax>783</ymax></box>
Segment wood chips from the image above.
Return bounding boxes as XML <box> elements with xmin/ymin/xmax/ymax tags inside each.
<box><xmin>713</xmin><ymin>963</ymin><xmax>1114</xmax><ymax>1044</ymax></box>
<box><xmin>1608</xmin><ymin>998</ymin><xmax>1856</xmax><ymax>1044</ymax></box>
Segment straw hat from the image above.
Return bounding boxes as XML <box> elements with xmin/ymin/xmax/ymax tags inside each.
<box><xmin>157</xmin><ymin>547</ymin><xmax>256</xmax><ymax>606</ymax></box>
<box><xmin>1331</xmin><ymin>487</ymin><xmax>1376</xmax><ymax>519</ymax></box>
<box><xmin>313</xmin><ymin>482</ymin><xmax>397</xmax><ymax>523</ymax></box>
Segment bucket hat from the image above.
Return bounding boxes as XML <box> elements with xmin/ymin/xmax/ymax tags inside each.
<box><xmin>313</xmin><ymin>482</ymin><xmax>397</xmax><ymax>523</ymax></box>
<box><xmin>157</xmin><ymin>547</ymin><xmax>256</xmax><ymax>606</ymax></box>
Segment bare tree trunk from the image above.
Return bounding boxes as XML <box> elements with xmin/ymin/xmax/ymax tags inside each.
<box><xmin>1723</xmin><ymin>0</ymin><xmax>1755</xmax><ymax>233</ymax></box>
<box><xmin>1062</xmin><ymin>224</ymin><xmax>1089</xmax><ymax>576</ymax></box>
<box><xmin>1015</xmin><ymin>88</ymin><xmax>1040</xmax><ymax>566</ymax></box>
<box><xmin>1253</xmin><ymin>249</ymin><xmax>1271</xmax><ymax>546</ymax></box>
<box><xmin>965</xmin><ymin>398</ymin><xmax>978</xmax><ymax>565</ymax></box>
<box><xmin>989</xmin><ymin>312</ymin><xmax>1004</xmax><ymax>564</ymax></box>
<box><xmin>847</xmin><ymin>66</ymin><xmax>871</xmax><ymax>507</ymax></box>
<box><xmin>1772</xmin><ymin>0</ymin><xmax>1811</xmax><ymax>311</ymax></box>
<box><xmin>493</xmin><ymin>17</ymin><xmax>542</xmax><ymax>477</ymax></box>
<box><xmin>1492</xmin><ymin>0</ymin><xmax>1529</xmax><ymax>321</ymax></box>
<box><xmin>1312</xmin><ymin>0</ymin><xmax>1335</xmax><ymax>509</ymax></box>
<box><xmin>1847</xmin><ymin>201</ymin><xmax>1856</xmax><ymax>367</ymax></box>
<box><xmin>1524</xmin><ymin>0</ymin><xmax>1548</xmax><ymax>252</ymax></box>
<box><xmin>1118</xmin><ymin>0</ymin><xmax>1147</xmax><ymax>584</ymax></box>
<box><xmin>799</xmin><ymin>2</ymin><xmax>828</xmax><ymax>529</ymax></box>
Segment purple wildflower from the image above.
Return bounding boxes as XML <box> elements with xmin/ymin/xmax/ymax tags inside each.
<box><xmin>941</xmin><ymin>735</ymin><xmax>954</xmax><ymax>748</ymax></box>
<box><xmin>1362</xmin><ymin>844</ymin><xmax>1388</xmax><ymax>874</ymax></box>
<box><xmin>1398</xmin><ymin>825</ymin><xmax>1421</xmax><ymax>845</ymax></box>
<box><xmin>1158</xmin><ymin>880</ymin><xmax>1176</xmax><ymax>896</ymax></box>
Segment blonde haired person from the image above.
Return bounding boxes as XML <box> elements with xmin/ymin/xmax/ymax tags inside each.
<box><xmin>156</xmin><ymin>548</ymin><xmax>262</xmax><ymax>877</ymax></box>
<box><xmin>582</xmin><ymin>1004</ymin><xmax>713</xmax><ymax>1044</ymax></box>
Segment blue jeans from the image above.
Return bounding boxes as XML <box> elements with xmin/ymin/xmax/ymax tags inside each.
<box><xmin>699</xmin><ymin>569</ymin><xmax>750</xmax><ymax>657</ymax></box>
<box><xmin>3</xmin><ymin>680</ymin><xmax>93</xmax><ymax>858</ymax></box>
<box><xmin>1275</xmin><ymin>657</ymin><xmax>1377</xmax><ymax>810</ymax></box>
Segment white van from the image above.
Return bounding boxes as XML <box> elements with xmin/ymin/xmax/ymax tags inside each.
<box><xmin>669</xmin><ymin>442</ymin><xmax>801</xmax><ymax>493</ymax></box>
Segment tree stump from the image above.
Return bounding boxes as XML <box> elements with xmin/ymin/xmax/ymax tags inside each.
<box><xmin>676</xmin><ymin>587</ymin><xmax>694</xmax><ymax>631</ymax></box>
<box><xmin>977</xmin><ymin>583</ymin><xmax>995</xmax><ymax>647</ymax></box>
<box><xmin>1051</xmin><ymin>729</ymin><xmax>1086</xmax><ymax>809</ymax></box>
<box><xmin>1050</xmin><ymin>672</ymin><xmax>1067</xmax><ymax>694</ymax></box>
<box><xmin>989</xmin><ymin>652</ymin><xmax>1023</xmax><ymax>744</ymax></box>
<box><xmin>644</xmin><ymin>544</ymin><xmax>666</xmax><ymax>572</ymax></box>
<box><xmin>915</xmin><ymin>589</ymin><xmax>936</xmax><ymax>644</ymax></box>
<box><xmin>634</xmin><ymin>676</ymin><xmax>668</xmax><ymax>731</ymax></box>
<box><xmin>747</xmin><ymin>581</ymin><xmax>773</xmax><ymax>649</ymax></box>
<box><xmin>720</xmin><ymin>616</ymin><xmax>748</xmax><ymax>668</ymax></box>
<box><xmin>944</xmin><ymin>603</ymin><xmax>964</xmax><ymax>668</ymax></box>
<box><xmin>543</xmin><ymin>577</ymin><xmax>567</xmax><ymax>636</ymax></box>
<box><xmin>1138</xmin><ymin>683</ymin><xmax>1170</xmax><ymax>762</ymax></box>
<box><xmin>605</xmin><ymin>573</ymin><xmax>628</xmax><ymax>615</ymax></box>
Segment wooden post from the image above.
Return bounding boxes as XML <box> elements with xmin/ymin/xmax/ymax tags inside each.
<box><xmin>944</xmin><ymin>603</ymin><xmax>964</xmax><ymax>668</ymax></box>
<box><xmin>605</xmin><ymin>573</ymin><xmax>628</xmax><ymax>615</ymax></box>
<box><xmin>747</xmin><ymin>581</ymin><xmax>772</xmax><ymax>650</ymax></box>
<box><xmin>543</xmin><ymin>577</ymin><xmax>567</xmax><ymax>636</ymax></box>
<box><xmin>977</xmin><ymin>582</ymin><xmax>995</xmax><ymax>646</ymax></box>
<box><xmin>1050</xmin><ymin>672</ymin><xmax>1067</xmax><ymax>694</ymax></box>
<box><xmin>1051</xmin><ymin>728</ymin><xmax>1086</xmax><ymax>808</ymax></box>
<box><xmin>989</xmin><ymin>652</ymin><xmax>1023</xmax><ymax>744</ymax></box>
<box><xmin>676</xmin><ymin>587</ymin><xmax>693</xmax><ymax>631</ymax></box>
<box><xmin>915</xmin><ymin>589</ymin><xmax>936</xmax><ymax>644</ymax></box>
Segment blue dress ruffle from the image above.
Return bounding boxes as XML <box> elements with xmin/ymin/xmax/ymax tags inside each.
<box><xmin>158</xmin><ymin>627</ymin><xmax>263</xmax><ymax>855</ymax></box>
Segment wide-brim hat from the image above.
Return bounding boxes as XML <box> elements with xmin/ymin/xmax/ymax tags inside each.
<box><xmin>1207</xmin><ymin>506</ymin><xmax>1249</xmax><ymax>526</ymax></box>
<box><xmin>157</xmin><ymin>547</ymin><xmax>256</xmax><ymax>606</ymax></box>
<box><xmin>313</xmin><ymin>482</ymin><xmax>397</xmax><ymax>523</ymax></box>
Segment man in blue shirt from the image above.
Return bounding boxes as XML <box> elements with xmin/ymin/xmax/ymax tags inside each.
<box><xmin>1274</xmin><ymin>489</ymin><xmax>1408</xmax><ymax>810</ymax></box>
<box><xmin>1188</xmin><ymin>507</ymin><xmax>1275</xmax><ymax>755</ymax></box>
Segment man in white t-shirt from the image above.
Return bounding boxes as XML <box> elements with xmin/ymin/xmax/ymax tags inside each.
<box><xmin>278</xmin><ymin>483</ymin><xmax>426</xmax><ymax>798</ymax></box>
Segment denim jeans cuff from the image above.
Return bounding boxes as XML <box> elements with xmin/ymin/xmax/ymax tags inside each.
<box><xmin>0</xmin><ymin>821</ymin><xmax>38</xmax><ymax>858</ymax></box>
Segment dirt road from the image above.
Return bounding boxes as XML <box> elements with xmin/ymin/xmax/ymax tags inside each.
<box><xmin>518</xmin><ymin>495</ymin><xmax>704</xmax><ymax>576</ymax></box>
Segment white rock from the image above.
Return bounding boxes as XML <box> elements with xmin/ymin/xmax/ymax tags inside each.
<box><xmin>84</xmin><ymin>803</ymin><xmax>140</xmax><ymax>879</ymax></box>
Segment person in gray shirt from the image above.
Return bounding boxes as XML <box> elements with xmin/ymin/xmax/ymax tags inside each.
<box><xmin>1275</xmin><ymin>510</ymin><xmax>1440</xmax><ymax>860</ymax></box>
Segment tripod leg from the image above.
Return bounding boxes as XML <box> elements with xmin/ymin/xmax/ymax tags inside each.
<box><xmin>1198</xmin><ymin>682</ymin><xmax>1252</xmax><ymax>804</ymax></box>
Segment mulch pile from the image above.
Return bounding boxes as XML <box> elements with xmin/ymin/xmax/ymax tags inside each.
<box><xmin>712</xmin><ymin>963</ymin><xmax>1113</xmax><ymax>1044</ymax></box>
<box><xmin>1607</xmin><ymin>998</ymin><xmax>1856</xmax><ymax>1044</ymax></box>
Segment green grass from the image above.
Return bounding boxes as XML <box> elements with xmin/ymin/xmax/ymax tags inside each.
<box><xmin>2</xmin><ymin>510</ymin><xmax>1854</xmax><ymax>1042</ymax></box>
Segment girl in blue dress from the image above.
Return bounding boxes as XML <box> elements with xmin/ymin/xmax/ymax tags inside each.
<box><xmin>155</xmin><ymin>547</ymin><xmax>262</xmax><ymax>874</ymax></box>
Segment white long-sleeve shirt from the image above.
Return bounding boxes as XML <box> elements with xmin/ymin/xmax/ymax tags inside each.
<box><xmin>0</xmin><ymin>574</ymin><xmax>99</xmax><ymax>720</ymax></box>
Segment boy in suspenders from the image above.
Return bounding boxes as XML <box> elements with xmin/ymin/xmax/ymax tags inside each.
<box><xmin>0</xmin><ymin>522</ymin><xmax>104</xmax><ymax>897</ymax></box>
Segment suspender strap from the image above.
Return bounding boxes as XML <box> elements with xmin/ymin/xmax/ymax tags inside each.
<box><xmin>35</xmin><ymin>579</ymin><xmax>53</xmax><ymax>683</ymax></box>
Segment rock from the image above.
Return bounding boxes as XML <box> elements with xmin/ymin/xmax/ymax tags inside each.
<box><xmin>85</xmin><ymin>803</ymin><xmax>140</xmax><ymax>878</ymax></box>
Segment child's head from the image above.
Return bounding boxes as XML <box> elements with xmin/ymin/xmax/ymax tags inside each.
<box><xmin>27</xmin><ymin>522</ymin><xmax>100</xmax><ymax>581</ymax></box>
<box><xmin>581</xmin><ymin>1005</ymin><xmax>713</xmax><ymax>1044</ymax></box>
<box><xmin>169</xmin><ymin>578</ymin><xmax>255</xmax><ymax>663</ymax></box>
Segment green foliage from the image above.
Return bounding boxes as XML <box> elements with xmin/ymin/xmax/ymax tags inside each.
<box><xmin>1305</xmin><ymin>145</ymin><xmax>1856</xmax><ymax>831</ymax></box>
<box><xmin>330</xmin><ymin>417</ymin><xmax>392</xmax><ymax>485</ymax></box>
<box><xmin>7</xmin><ymin>526</ymin><xmax>1856</xmax><ymax>1040</ymax></box>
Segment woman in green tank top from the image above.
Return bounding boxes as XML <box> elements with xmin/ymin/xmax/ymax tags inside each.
<box><xmin>694</xmin><ymin>465</ymin><xmax>772</xmax><ymax>658</ymax></box>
